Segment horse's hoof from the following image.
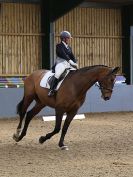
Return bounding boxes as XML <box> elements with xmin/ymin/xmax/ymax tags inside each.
<box><xmin>60</xmin><ymin>145</ymin><xmax>69</xmax><ymax>151</ymax></box>
<box><xmin>12</xmin><ymin>134</ymin><xmax>20</xmax><ymax>142</ymax></box>
<box><xmin>39</xmin><ymin>136</ymin><xmax>46</xmax><ymax>144</ymax></box>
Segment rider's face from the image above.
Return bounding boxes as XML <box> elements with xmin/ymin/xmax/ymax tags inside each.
<box><xmin>63</xmin><ymin>37</ymin><xmax>71</xmax><ymax>44</ymax></box>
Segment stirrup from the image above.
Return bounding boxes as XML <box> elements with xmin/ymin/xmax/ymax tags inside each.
<box><xmin>48</xmin><ymin>90</ymin><xmax>55</xmax><ymax>97</ymax></box>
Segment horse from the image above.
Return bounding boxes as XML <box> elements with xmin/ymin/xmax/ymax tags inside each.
<box><xmin>13</xmin><ymin>65</ymin><xmax>120</xmax><ymax>150</ymax></box>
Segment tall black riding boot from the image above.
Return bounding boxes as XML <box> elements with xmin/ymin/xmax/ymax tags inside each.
<box><xmin>48</xmin><ymin>76</ymin><xmax>59</xmax><ymax>97</ymax></box>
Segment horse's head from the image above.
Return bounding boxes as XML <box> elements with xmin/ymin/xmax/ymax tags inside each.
<box><xmin>97</xmin><ymin>67</ymin><xmax>120</xmax><ymax>101</ymax></box>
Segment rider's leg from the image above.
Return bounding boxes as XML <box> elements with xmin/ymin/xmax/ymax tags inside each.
<box><xmin>48</xmin><ymin>76</ymin><xmax>59</xmax><ymax>96</ymax></box>
<box><xmin>48</xmin><ymin>62</ymin><xmax>66</xmax><ymax>97</ymax></box>
<box><xmin>54</xmin><ymin>62</ymin><xmax>68</xmax><ymax>79</ymax></box>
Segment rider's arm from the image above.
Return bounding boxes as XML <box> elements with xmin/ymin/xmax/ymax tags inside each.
<box><xmin>68</xmin><ymin>46</ymin><xmax>77</xmax><ymax>63</ymax></box>
<box><xmin>69</xmin><ymin>60</ymin><xmax>78</xmax><ymax>68</ymax></box>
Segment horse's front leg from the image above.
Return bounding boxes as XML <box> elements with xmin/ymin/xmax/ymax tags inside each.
<box><xmin>59</xmin><ymin>109</ymin><xmax>77</xmax><ymax>150</ymax></box>
<box><xmin>39</xmin><ymin>110</ymin><xmax>64</xmax><ymax>144</ymax></box>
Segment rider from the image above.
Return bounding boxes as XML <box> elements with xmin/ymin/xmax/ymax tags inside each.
<box><xmin>48</xmin><ymin>31</ymin><xmax>78</xmax><ymax>97</ymax></box>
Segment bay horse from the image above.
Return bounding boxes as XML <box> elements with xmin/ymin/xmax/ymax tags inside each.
<box><xmin>13</xmin><ymin>65</ymin><xmax>119</xmax><ymax>150</ymax></box>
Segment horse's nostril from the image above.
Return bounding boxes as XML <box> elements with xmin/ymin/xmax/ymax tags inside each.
<box><xmin>104</xmin><ymin>97</ymin><xmax>110</xmax><ymax>101</ymax></box>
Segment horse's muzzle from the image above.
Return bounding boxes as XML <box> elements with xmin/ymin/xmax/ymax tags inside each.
<box><xmin>103</xmin><ymin>96</ymin><xmax>110</xmax><ymax>101</ymax></box>
<box><xmin>101</xmin><ymin>94</ymin><xmax>110</xmax><ymax>101</ymax></box>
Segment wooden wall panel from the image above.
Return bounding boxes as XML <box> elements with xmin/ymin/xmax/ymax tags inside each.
<box><xmin>0</xmin><ymin>3</ymin><xmax>41</xmax><ymax>75</ymax></box>
<box><xmin>55</xmin><ymin>7</ymin><xmax>122</xmax><ymax>69</ymax></box>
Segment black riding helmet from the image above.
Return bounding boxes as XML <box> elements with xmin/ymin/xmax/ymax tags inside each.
<box><xmin>60</xmin><ymin>31</ymin><xmax>72</xmax><ymax>39</ymax></box>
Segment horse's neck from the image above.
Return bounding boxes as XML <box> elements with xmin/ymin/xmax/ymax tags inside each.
<box><xmin>73</xmin><ymin>70</ymin><xmax>97</xmax><ymax>96</ymax></box>
<box><xmin>78</xmin><ymin>70</ymin><xmax>98</xmax><ymax>86</ymax></box>
<box><xmin>83</xmin><ymin>67</ymin><xmax>108</xmax><ymax>82</ymax></box>
<box><xmin>76</xmin><ymin>67</ymin><xmax>107</xmax><ymax>93</ymax></box>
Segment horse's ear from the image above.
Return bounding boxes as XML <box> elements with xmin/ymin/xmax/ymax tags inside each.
<box><xmin>112</xmin><ymin>67</ymin><xmax>120</xmax><ymax>74</ymax></box>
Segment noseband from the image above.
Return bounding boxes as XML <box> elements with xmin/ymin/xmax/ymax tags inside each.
<box><xmin>95</xmin><ymin>72</ymin><xmax>115</xmax><ymax>93</ymax></box>
<box><xmin>95</xmin><ymin>83</ymin><xmax>113</xmax><ymax>92</ymax></box>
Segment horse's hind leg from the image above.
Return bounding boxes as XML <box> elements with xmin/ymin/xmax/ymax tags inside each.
<box><xmin>39</xmin><ymin>109</ymin><xmax>64</xmax><ymax>144</ymax></box>
<box><xmin>14</xmin><ymin>102</ymin><xmax>44</xmax><ymax>142</ymax></box>
<box><xmin>58</xmin><ymin>109</ymin><xmax>78</xmax><ymax>150</ymax></box>
<box><xmin>13</xmin><ymin>96</ymin><xmax>34</xmax><ymax>140</ymax></box>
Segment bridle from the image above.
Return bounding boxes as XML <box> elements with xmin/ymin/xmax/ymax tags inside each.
<box><xmin>95</xmin><ymin>82</ymin><xmax>113</xmax><ymax>92</ymax></box>
<box><xmin>95</xmin><ymin>73</ymin><xmax>116</xmax><ymax>93</ymax></box>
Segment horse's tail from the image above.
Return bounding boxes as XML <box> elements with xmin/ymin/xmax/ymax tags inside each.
<box><xmin>16</xmin><ymin>97</ymin><xmax>24</xmax><ymax>117</ymax></box>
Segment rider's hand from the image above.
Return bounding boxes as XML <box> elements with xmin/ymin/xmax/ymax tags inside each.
<box><xmin>69</xmin><ymin>60</ymin><xmax>78</xmax><ymax>69</ymax></box>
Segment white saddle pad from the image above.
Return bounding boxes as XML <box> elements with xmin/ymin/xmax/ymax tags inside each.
<box><xmin>40</xmin><ymin>71</ymin><xmax>68</xmax><ymax>90</ymax></box>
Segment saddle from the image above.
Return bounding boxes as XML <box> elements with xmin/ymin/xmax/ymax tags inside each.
<box><xmin>48</xmin><ymin>69</ymin><xmax>68</xmax><ymax>87</ymax></box>
<box><xmin>40</xmin><ymin>69</ymin><xmax>75</xmax><ymax>90</ymax></box>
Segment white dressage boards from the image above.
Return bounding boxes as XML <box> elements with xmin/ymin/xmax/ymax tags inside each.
<box><xmin>43</xmin><ymin>114</ymin><xmax>85</xmax><ymax>121</ymax></box>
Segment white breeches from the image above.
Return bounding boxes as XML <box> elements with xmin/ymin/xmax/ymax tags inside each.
<box><xmin>54</xmin><ymin>60</ymin><xmax>75</xmax><ymax>79</ymax></box>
